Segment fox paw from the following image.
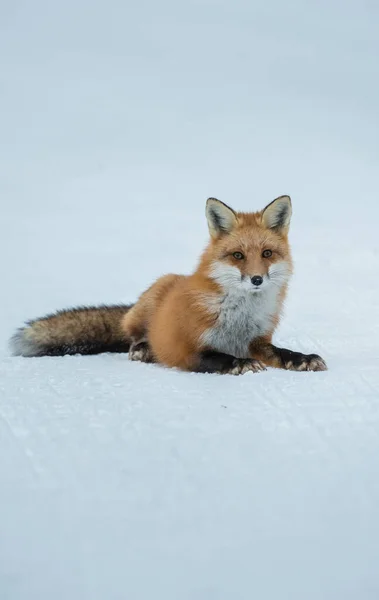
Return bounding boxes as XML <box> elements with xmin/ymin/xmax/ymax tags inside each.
<box><xmin>128</xmin><ymin>342</ymin><xmax>155</xmax><ymax>364</ymax></box>
<box><xmin>281</xmin><ymin>351</ymin><xmax>327</xmax><ymax>372</ymax></box>
<box><xmin>229</xmin><ymin>358</ymin><xmax>267</xmax><ymax>375</ymax></box>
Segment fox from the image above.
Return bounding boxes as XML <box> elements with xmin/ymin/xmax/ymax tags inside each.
<box><xmin>10</xmin><ymin>195</ymin><xmax>327</xmax><ymax>375</ymax></box>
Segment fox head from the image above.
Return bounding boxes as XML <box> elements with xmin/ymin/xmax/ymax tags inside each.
<box><xmin>201</xmin><ymin>195</ymin><xmax>293</xmax><ymax>294</ymax></box>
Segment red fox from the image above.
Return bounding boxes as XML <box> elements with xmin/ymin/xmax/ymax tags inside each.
<box><xmin>10</xmin><ymin>195</ymin><xmax>327</xmax><ymax>375</ymax></box>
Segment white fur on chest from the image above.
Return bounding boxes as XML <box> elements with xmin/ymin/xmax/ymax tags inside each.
<box><xmin>200</xmin><ymin>287</ymin><xmax>279</xmax><ymax>359</ymax></box>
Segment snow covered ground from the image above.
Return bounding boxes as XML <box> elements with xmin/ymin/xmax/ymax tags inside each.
<box><xmin>1</xmin><ymin>1</ymin><xmax>379</xmax><ymax>598</ymax></box>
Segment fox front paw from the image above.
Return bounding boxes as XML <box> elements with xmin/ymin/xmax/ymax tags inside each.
<box><xmin>279</xmin><ymin>349</ymin><xmax>327</xmax><ymax>372</ymax></box>
<box><xmin>229</xmin><ymin>358</ymin><xmax>267</xmax><ymax>375</ymax></box>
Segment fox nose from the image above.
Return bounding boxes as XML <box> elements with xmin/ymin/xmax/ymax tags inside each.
<box><xmin>251</xmin><ymin>275</ymin><xmax>263</xmax><ymax>286</ymax></box>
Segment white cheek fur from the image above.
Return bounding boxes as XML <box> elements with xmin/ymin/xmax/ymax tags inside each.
<box><xmin>201</xmin><ymin>259</ymin><xmax>291</xmax><ymax>357</ymax></box>
<box><xmin>268</xmin><ymin>262</ymin><xmax>292</xmax><ymax>287</ymax></box>
<box><xmin>209</xmin><ymin>262</ymin><xmax>243</xmax><ymax>289</ymax></box>
<box><xmin>209</xmin><ymin>260</ymin><xmax>291</xmax><ymax>292</ymax></box>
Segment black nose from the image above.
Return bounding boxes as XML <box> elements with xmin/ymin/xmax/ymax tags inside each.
<box><xmin>251</xmin><ymin>276</ymin><xmax>263</xmax><ymax>286</ymax></box>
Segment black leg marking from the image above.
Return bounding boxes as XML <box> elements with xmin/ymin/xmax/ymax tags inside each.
<box><xmin>195</xmin><ymin>351</ymin><xmax>266</xmax><ymax>375</ymax></box>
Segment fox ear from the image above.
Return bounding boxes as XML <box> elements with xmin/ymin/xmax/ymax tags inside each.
<box><xmin>262</xmin><ymin>195</ymin><xmax>292</xmax><ymax>233</ymax></box>
<box><xmin>206</xmin><ymin>198</ymin><xmax>237</xmax><ymax>238</ymax></box>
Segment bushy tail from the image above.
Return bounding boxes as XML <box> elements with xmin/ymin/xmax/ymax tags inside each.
<box><xmin>10</xmin><ymin>304</ymin><xmax>133</xmax><ymax>357</ymax></box>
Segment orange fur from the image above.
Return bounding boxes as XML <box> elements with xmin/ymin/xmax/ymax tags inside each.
<box><xmin>13</xmin><ymin>194</ymin><xmax>326</xmax><ymax>372</ymax></box>
<box><xmin>121</xmin><ymin>196</ymin><xmax>297</xmax><ymax>372</ymax></box>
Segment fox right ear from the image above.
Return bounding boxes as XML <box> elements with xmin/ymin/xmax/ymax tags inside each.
<box><xmin>262</xmin><ymin>195</ymin><xmax>292</xmax><ymax>233</ymax></box>
<box><xmin>206</xmin><ymin>198</ymin><xmax>237</xmax><ymax>238</ymax></box>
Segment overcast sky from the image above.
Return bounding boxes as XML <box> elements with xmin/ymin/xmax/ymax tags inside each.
<box><xmin>0</xmin><ymin>0</ymin><xmax>378</xmax><ymax>225</ymax></box>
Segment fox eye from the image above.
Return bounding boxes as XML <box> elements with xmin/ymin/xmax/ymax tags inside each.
<box><xmin>262</xmin><ymin>249</ymin><xmax>272</xmax><ymax>258</ymax></box>
<box><xmin>232</xmin><ymin>251</ymin><xmax>244</xmax><ymax>260</ymax></box>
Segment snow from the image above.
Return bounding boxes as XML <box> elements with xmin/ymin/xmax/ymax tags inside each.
<box><xmin>1</xmin><ymin>0</ymin><xmax>379</xmax><ymax>598</ymax></box>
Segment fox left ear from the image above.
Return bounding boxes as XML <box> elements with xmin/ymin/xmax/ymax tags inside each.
<box><xmin>206</xmin><ymin>198</ymin><xmax>238</xmax><ymax>238</ymax></box>
<box><xmin>262</xmin><ymin>195</ymin><xmax>292</xmax><ymax>233</ymax></box>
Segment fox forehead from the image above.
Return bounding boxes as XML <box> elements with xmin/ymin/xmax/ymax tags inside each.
<box><xmin>213</xmin><ymin>224</ymin><xmax>288</xmax><ymax>255</ymax></box>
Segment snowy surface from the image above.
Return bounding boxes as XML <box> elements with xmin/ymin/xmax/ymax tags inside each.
<box><xmin>1</xmin><ymin>1</ymin><xmax>379</xmax><ymax>599</ymax></box>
